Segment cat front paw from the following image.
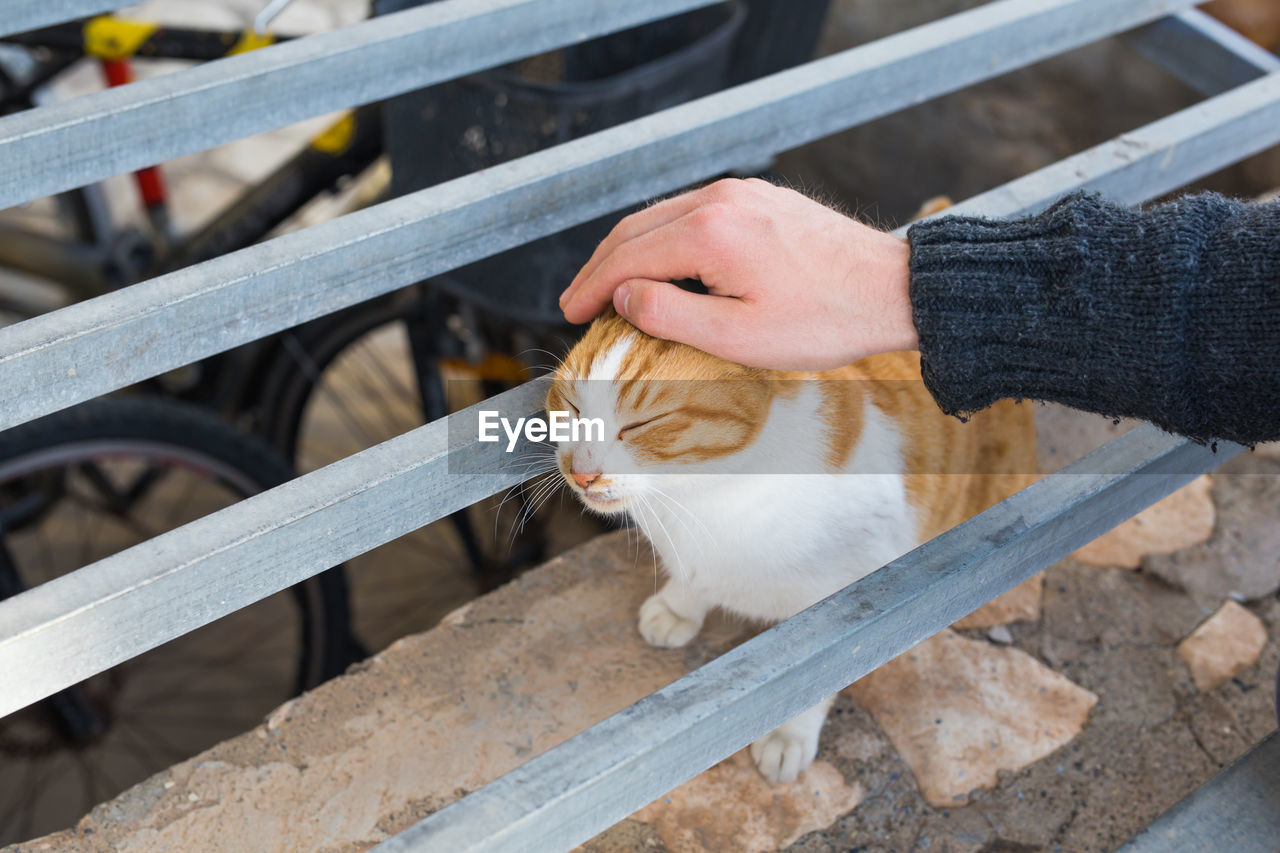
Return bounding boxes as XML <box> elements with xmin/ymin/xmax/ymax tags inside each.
<box><xmin>638</xmin><ymin>593</ymin><xmax>703</xmax><ymax>648</ymax></box>
<box><xmin>750</xmin><ymin>725</ymin><xmax>820</xmax><ymax>784</ymax></box>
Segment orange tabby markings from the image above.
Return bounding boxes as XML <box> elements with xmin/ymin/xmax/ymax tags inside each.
<box><xmin>549</xmin><ymin>310</ymin><xmax>1039</xmax><ymax>785</ymax></box>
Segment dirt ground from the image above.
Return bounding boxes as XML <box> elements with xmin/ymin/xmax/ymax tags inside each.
<box><xmin>579</xmin><ymin>444</ymin><xmax>1280</xmax><ymax>853</ymax></box>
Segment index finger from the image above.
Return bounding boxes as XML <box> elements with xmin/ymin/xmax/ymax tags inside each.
<box><xmin>560</xmin><ymin>210</ymin><xmax>720</xmax><ymax>324</ymax></box>
<box><xmin>559</xmin><ymin>189</ymin><xmax>706</xmax><ymax>311</ymax></box>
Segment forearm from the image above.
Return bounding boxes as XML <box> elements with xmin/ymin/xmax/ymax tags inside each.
<box><xmin>907</xmin><ymin>192</ymin><xmax>1280</xmax><ymax>445</ymax></box>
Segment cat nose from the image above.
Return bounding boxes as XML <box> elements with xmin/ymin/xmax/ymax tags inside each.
<box><xmin>572</xmin><ymin>470</ymin><xmax>601</xmax><ymax>490</ymax></box>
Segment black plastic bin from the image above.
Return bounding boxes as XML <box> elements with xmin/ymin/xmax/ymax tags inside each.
<box><xmin>375</xmin><ymin>0</ymin><xmax>827</xmax><ymax>325</ymax></box>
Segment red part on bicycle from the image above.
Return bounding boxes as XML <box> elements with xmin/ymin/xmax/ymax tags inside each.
<box><xmin>100</xmin><ymin>59</ymin><xmax>170</xmax><ymax>208</ymax></box>
<box><xmin>133</xmin><ymin>164</ymin><xmax>169</xmax><ymax>208</ymax></box>
<box><xmin>100</xmin><ymin>57</ymin><xmax>133</xmax><ymax>87</ymax></box>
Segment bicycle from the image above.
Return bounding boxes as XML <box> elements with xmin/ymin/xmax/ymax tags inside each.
<box><xmin>0</xmin><ymin>0</ymin><xmax>825</xmax><ymax>650</ymax></box>
<box><xmin>0</xmin><ymin>395</ymin><xmax>357</xmax><ymax>845</ymax></box>
<box><xmin>0</xmin><ymin>4</ymin><xmax>561</xmax><ymax>646</ymax></box>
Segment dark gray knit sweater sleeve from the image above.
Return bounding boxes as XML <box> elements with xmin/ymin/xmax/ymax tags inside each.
<box><xmin>906</xmin><ymin>192</ymin><xmax>1280</xmax><ymax>446</ymax></box>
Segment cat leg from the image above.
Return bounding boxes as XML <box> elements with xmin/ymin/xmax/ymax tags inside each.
<box><xmin>750</xmin><ymin>694</ymin><xmax>836</xmax><ymax>784</ymax></box>
<box><xmin>638</xmin><ymin>581</ymin><xmax>708</xmax><ymax>648</ymax></box>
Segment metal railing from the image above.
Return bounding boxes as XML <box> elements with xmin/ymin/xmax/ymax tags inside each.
<box><xmin>0</xmin><ymin>0</ymin><xmax>1277</xmax><ymax>849</ymax></box>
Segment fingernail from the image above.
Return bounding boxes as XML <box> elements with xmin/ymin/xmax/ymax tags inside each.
<box><xmin>615</xmin><ymin>283</ymin><xmax>631</xmax><ymax>316</ymax></box>
<box><xmin>558</xmin><ymin>287</ymin><xmax>571</xmax><ymax>309</ymax></box>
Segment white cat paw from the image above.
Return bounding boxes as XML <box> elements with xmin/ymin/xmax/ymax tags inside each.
<box><xmin>638</xmin><ymin>593</ymin><xmax>702</xmax><ymax>648</ymax></box>
<box><xmin>750</xmin><ymin>726</ymin><xmax>820</xmax><ymax>784</ymax></box>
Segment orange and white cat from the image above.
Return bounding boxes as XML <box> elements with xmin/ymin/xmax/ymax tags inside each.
<box><xmin>548</xmin><ymin>310</ymin><xmax>1035</xmax><ymax>784</ymax></box>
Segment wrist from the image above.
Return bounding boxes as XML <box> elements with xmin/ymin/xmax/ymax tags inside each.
<box><xmin>874</xmin><ymin>232</ymin><xmax>917</xmax><ymax>353</ymax></box>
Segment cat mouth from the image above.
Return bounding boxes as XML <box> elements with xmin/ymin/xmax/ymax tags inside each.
<box><xmin>577</xmin><ymin>491</ymin><xmax>627</xmax><ymax>513</ymax></box>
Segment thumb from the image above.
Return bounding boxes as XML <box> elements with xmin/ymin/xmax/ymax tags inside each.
<box><xmin>615</xmin><ymin>279</ymin><xmax>743</xmax><ymax>356</ymax></box>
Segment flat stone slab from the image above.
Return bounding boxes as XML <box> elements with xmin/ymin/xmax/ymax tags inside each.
<box><xmin>1177</xmin><ymin>600</ymin><xmax>1269</xmax><ymax>692</ymax></box>
<box><xmin>625</xmin><ymin>752</ymin><xmax>864</xmax><ymax>853</ymax></box>
<box><xmin>846</xmin><ymin>629</ymin><xmax>1098</xmax><ymax>807</ymax></box>
<box><xmin>952</xmin><ymin>574</ymin><xmax>1042</xmax><ymax>629</ymax></box>
<box><xmin>1073</xmin><ymin>475</ymin><xmax>1216</xmax><ymax>569</ymax></box>
<box><xmin>1143</xmin><ymin>454</ymin><xmax>1280</xmax><ymax>603</ymax></box>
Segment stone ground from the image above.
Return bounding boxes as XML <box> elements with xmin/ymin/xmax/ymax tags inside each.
<box><xmin>2</xmin><ymin>0</ymin><xmax>1279</xmax><ymax>849</ymax></box>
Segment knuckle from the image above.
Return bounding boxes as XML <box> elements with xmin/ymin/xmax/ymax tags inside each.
<box><xmin>688</xmin><ymin>202</ymin><xmax>739</xmax><ymax>246</ymax></box>
<box><xmin>702</xmin><ymin>177</ymin><xmax>747</xmax><ymax>204</ymax></box>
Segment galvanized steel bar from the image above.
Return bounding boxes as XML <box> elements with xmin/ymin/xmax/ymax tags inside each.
<box><xmin>1</xmin><ymin>56</ymin><xmax>1274</xmax><ymax>744</ymax></box>
<box><xmin>1117</xmin><ymin>731</ymin><xmax>1280</xmax><ymax>852</ymax></box>
<box><xmin>0</xmin><ymin>0</ymin><xmax>724</xmax><ymax>210</ymax></box>
<box><xmin>901</xmin><ymin>70</ymin><xmax>1280</xmax><ymax>227</ymax></box>
<box><xmin>0</xmin><ymin>1</ymin><xmax>116</xmax><ymax>38</ymax></box>
<box><xmin>0</xmin><ymin>0</ymin><xmax>1212</xmax><ymax>431</ymax></box>
<box><xmin>1</xmin><ymin>68</ymin><xmax>1271</xmax><ymax>716</ymax></box>
<box><xmin>1123</xmin><ymin>8</ymin><xmax>1280</xmax><ymax>97</ymax></box>
<box><xmin>0</xmin><ymin>379</ymin><xmax>549</xmax><ymax>718</ymax></box>
<box><xmin>2</xmin><ymin>79</ymin><xmax>1257</xmax><ymax>714</ymax></box>
<box><xmin>376</xmin><ymin>428</ymin><xmax>1242</xmax><ymax>853</ymax></box>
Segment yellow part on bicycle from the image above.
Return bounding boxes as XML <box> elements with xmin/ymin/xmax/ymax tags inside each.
<box><xmin>83</xmin><ymin>16</ymin><xmax>159</xmax><ymax>60</ymax></box>
<box><xmin>310</xmin><ymin>113</ymin><xmax>357</xmax><ymax>155</ymax></box>
<box><xmin>229</xmin><ymin>29</ymin><xmax>276</xmax><ymax>55</ymax></box>
<box><xmin>439</xmin><ymin>353</ymin><xmax>532</xmax><ymax>384</ymax></box>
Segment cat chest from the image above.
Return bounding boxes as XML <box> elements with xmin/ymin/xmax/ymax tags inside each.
<box><xmin>643</xmin><ymin>474</ymin><xmax>918</xmax><ymax>619</ymax></box>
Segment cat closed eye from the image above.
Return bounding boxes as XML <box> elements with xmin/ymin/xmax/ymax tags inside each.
<box><xmin>618</xmin><ymin>412</ymin><xmax>671</xmax><ymax>438</ymax></box>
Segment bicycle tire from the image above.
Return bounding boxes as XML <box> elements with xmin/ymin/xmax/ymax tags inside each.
<box><xmin>0</xmin><ymin>396</ymin><xmax>355</xmax><ymax>845</ymax></box>
<box><xmin>254</xmin><ymin>294</ymin><xmax>570</xmax><ymax>653</ymax></box>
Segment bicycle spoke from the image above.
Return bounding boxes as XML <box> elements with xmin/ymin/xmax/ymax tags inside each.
<box><xmin>66</xmin><ymin>477</ymin><xmax>163</xmax><ymax>543</ymax></box>
<box><xmin>349</xmin><ymin>331</ymin><xmax>420</xmax><ymax>420</ymax></box>
<box><xmin>0</xmin><ymin>756</ymin><xmax>38</xmax><ymax>838</ymax></box>
<box><xmin>109</xmin><ymin>719</ymin><xmax>180</xmax><ymax>775</ymax></box>
<box><xmin>163</xmin><ymin>469</ymin><xmax>204</xmax><ymax>528</ymax></box>
<box><xmin>94</xmin><ymin>732</ymin><xmax>166</xmax><ymax>777</ymax></box>
<box><xmin>112</xmin><ymin>717</ymin><xmax>194</xmax><ymax>767</ymax></box>
<box><xmin>72</xmin><ymin>752</ymin><xmax>101</xmax><ymax>817</ymax></box>
<box><xmin>308</xmin><ymin>371</ymin><xmax>387</xmax><ymax>461</ymax></box>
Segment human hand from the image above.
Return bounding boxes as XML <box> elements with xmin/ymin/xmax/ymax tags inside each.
<box><xmin>558</xmin><ymin>178</ymin><xmax>917</xmax><ymax>371</ymax></box>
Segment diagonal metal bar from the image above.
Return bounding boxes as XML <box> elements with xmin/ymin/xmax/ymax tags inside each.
<box><xmin>0</xmin><ymin>1</ymin><xmax>114</xmax><ymax>38</ymax></box>
<box><xmin>0</xmin><ymin>379</ymin><xmax>549</xmax><ymax>718</ymax></box>
<box><xmin>375</xmin><ymin>428</ymin><xmax>1242</xmax><ymax>853</ymax></box>
<box><xmin>0</xmin><ymin>57</ymin><xmax>1273</xmax><ymax>739</ymax></box>
<box><xmin>0</xmin><ymin>0</ymin><xmax>1212</xmax><ymax>432</ymax></box>
<box><xmin>0</xmin><ymin>0</ymin><xmax>723</xmax><ymax>210</ymax></box>
<box><xmin>904</xmin><ymin>70</ymin><xmax>1280</xmax><ymax>228</ymax></box>
<box><xmin>1123</xmin><ymin>8</ymin><xmax>1280</xmax><ymax>97</ymax></box>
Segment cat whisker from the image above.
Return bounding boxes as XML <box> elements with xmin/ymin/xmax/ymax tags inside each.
<box><xmin>632</xmin><ymin>499</ymin><xmax>661</xmax><ymax>593</ymax></box>
<box><xmin>637</xmin><ymin>493</ymin><xmax>681</xmax><ymax>588</ymax></box>
<box><xmin>495</xmin><ymin>470</ymin><xmax>560</xmax><ymax>549</ymax></box>
<box><xmin>492</xmin><ymin>465</ymin><xmax>555</xmax><ymax>526</ymax></box>
<box><xmin>514</xmin><ymin>472</ymin><xmax>561</xmax><ymax>527</ymax></box>
<box><xmin>496</xmin><ymin>451</ymin><xmax>558</xmax><ymax>476</ymax></box>
<box><xmin>516</xmin><ymin>346</ymin><xmax>565</xmax><ymax>370</ymax></box>
<box><xmin>646</xmin><ymin>487</ymin><xmax>712</xmax><ymax>560</ymax></box>
<box><xmin>518</xmin><ymin>472</ymin><xmax>567</xmax><ymax>535</ymax></box>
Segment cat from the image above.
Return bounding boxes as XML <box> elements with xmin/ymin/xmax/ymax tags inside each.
<box><xmin>547</xmin><ymin>309</ymin><xmax>1036</xmax><ymax>783</ymax></box>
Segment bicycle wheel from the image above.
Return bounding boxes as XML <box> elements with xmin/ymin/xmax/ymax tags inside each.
<box><xmin>0</xmin><ymin>397</ymin><xmax>356</xmax><ymax>845</ymax></box>
<box><xmin>256</xmin><ymin>291</ymin><xmax>597</xmax><ymax>654</ymax></box>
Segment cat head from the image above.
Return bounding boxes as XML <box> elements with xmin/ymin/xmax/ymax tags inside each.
<box><xmin>546</xmin><ymin>311</ymin><xmax>773</xmax><ymax>515</ymax></box>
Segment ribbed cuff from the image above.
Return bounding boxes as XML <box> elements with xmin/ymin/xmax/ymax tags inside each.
<box><xmin>905</xmin><ymin>191</ymin><xmax>1273</xmax><ymax>444</ymax></box>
